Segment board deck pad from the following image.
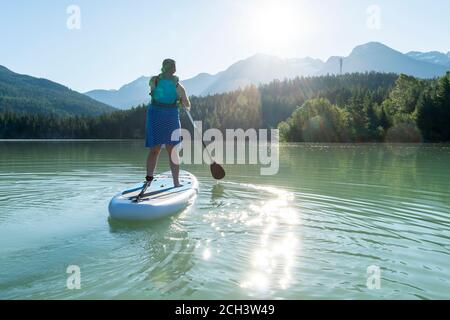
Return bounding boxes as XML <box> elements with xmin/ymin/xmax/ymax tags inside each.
<box><xmin>121</xmin><ymin>173</ymin><xmax>195</xmax><ymax>200</ymax></box>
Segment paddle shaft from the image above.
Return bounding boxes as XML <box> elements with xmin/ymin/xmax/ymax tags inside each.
<box><xmin>185</xmin><ymin>110</ymin><xmax>215</xmax><ymax>163</ymax></box>
<box><xmin>185</xmin><ymin>109</ymin><xmax>226</xmax><ymax>180</ymax></box>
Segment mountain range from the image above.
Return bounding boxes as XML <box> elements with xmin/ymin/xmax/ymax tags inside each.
<box><xmin>0</xmin><ymin>65</ymin><xmax>115</xmax><ymax>116</ymax></box>
<box><xmin>320</xmin><ymin>42</ymin><xmax>449</xmax><ymax>78</ymax></box>
<box><xmin>86</xmin><ymin>55</ymin><xmax>325</xmax><ymax>109</ymax></box>
<box><xmin>85</xmin><ymin>42</ymin><xmax>450</xmax><ymax>109</ymax></box>
<box><xmin>406</xmin><ymin>50</ymin><xmax>450</xmax><ymax>68</ymax></box>
<box><xmin>1</xmin><ymin>42</ymin><xmax>449</xmax><ymax>115</ymax></box>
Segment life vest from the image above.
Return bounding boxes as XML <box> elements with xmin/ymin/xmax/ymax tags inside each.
<box><xmin>150</xmin><ymin>75</ymin><xmax>180</xmax><ymax>108</ymax></box>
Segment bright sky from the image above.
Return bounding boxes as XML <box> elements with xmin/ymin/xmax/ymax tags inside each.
<box><xmin>1</xmin><ymin>0</ymin><xmax>449</xmax><ymax>92</ymax></box>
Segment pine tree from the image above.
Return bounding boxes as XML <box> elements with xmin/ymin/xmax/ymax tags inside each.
<box><xmin>436</xmin><ymin>73</ymin><xmax>450</xmax><ymax>140</ymax></box>
<box><xmin>416</xmin><ymin>91</ymin><xmax>436</xmax><ymax>141</ymax></box>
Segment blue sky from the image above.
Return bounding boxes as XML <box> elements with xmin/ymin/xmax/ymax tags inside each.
<box><xmin>1</xmin><ymin>0</ymin><xmax>449</xmax><ymax>92</ymax></box>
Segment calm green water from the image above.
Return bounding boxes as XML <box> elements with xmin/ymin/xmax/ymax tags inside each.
<box><xmin>0</xmin><ymin>141</ymin><xmax>449</xmax><ymax>300</ymax></box>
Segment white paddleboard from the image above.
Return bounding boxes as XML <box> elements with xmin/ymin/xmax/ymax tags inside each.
<box><xmin>109</xmin><ymin>171</ymin><xmax>198</xmax><ymax>221</ymax></box>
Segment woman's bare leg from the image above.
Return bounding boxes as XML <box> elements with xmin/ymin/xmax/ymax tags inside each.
<box><xmin>165</xmin><ymin>144</ymin><xmax>181</xmax><ymax>187</ymax></box>
<box><xmin>147</xmin><ymin>145</ymin><xmax>162</xmax><ymax>178</ymax></box>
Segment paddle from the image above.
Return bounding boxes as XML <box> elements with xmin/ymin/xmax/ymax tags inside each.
<box><xmin>134</xmin><ymin>176</ymin><xmax>153</xmax><ymax>203</ymax></box>
<box><xmin>185</xmin><ymin>110</ymin><xmax>225</xmax><ymax>180</ymax></box>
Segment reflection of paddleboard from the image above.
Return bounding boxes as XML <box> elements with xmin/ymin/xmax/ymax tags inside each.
<box><xmin>109</xmin><ymin>171</ymin><xmax>198</xmax><ymax>221</ymax></box>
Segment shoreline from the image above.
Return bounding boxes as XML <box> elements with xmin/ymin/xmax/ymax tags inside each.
<box><xmin>1</xmin><ymin>139</ymin><xmax>449</xmax><ymax>146</ymax></box>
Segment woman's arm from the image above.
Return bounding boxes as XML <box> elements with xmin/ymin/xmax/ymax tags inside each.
<box><xmin>176</xmin><ymin>83</ymin><xmax>191</xmax><ymax>110</ymax></box>
<box><xmin>149</xmin><ymin>76</ymin><xmax>157</xmax><ymax>95</ymax></box>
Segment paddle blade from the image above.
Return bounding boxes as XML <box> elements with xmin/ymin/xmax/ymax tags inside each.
<box><xmin>210</xmin><ymin>162</ymin><xmax>225</xmax><ymax>180</ymax></box>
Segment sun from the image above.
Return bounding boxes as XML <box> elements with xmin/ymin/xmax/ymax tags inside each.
<box><xmin>248</xmin><ymin>1</ymin><xmax>307</xmax><ymax>55</ymax></box>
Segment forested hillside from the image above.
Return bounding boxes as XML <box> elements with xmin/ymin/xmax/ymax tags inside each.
<box><xmin>0</xmin><ymin>65</ymin><xmax>116</xmax><ymax>116</ymax></box>
<box><xmin>278</xmin><ymin>73</ymin><xmax>450</xmax><ymax>142</ymax></box>
<box><xmin>1</xmin><ymin>72</ymin><xmax>449</xmax><ymax>142</ymax></box>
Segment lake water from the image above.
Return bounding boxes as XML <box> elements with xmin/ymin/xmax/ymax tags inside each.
<box><xmin>0</xmin><ymin>141</ymin><xmax>449</xmax><ymax>300</ymax></box>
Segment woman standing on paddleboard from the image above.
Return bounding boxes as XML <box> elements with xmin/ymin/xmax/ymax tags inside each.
<box><xmin>142</xmin><ymin>59</ymin><xmax>191</xmax><ymax>192</ymax></box>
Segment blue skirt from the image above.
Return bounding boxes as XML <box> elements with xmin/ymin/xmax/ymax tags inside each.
<box><xmin>145</xmin><ymin>104</ymin><xmax>181</xmax><ymax>148</ymax></box>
